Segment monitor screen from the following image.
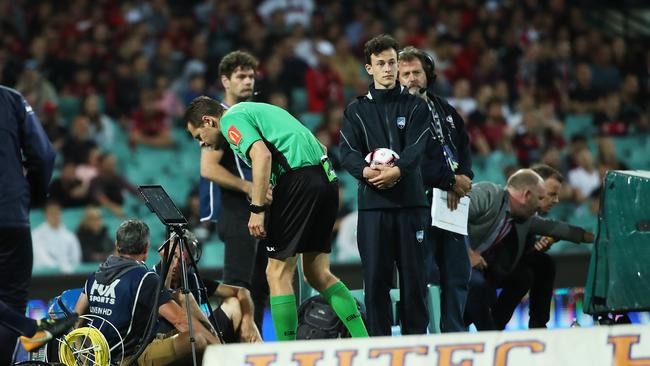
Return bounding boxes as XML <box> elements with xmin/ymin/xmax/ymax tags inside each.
<box><xmin>138</xmin><ymin>185</ymin><xmax>187</xmax><ymax>225</ymax></box>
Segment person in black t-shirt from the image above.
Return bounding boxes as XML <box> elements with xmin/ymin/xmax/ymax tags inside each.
<box><xmin>155</xmin><ymin>234</ymin><xmax>262</xmax><ymax>344</ymax></box>
<box><xmin>48</xmin><ymin>161</ymin><xmax>90</xmax><ymax>208</ymax></box>
<box><xmin>198</xmin><ymin>51</ymin><xmax>268</xmax><ymax>330</ymax></box>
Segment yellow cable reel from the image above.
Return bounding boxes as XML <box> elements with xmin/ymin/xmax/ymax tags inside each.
<box><xmin>58</xmin><ymin>326</ymin><xmax>110</xmax><ymax>366</ymax></box>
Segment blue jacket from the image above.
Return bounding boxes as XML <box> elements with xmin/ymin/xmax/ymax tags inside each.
<box><xmin>0</xmin><ymin>85</ymin><xmax>55</xmax><ymax>227</ymax></box>
<box><xmin>340</xmin><ymin>84</ymin><xmax>432</xmax><ymax>210</ymax></box>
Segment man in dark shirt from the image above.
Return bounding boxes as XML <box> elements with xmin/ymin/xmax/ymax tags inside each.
<box><xmin>198</xmin><ymin>51</ymin><xmax>268</xmax><ymax>330</ymax></box>
<box><xmin>154</xmin><ymin>232</ymin><xmax>261</xmax><ymax>344</ymax></box>
<box><xmin>398</xmin><ymin>46</ymin><xmax>474</xmax><ymax>333</ymax></box>
<box><xmin>90</xmin><ymin>152</ymin><xmax>137</xmax><ymax>217</ymax></box>
<box><xmin>0</xmin><ymin>85</ymin><xmax>71</xmax><ymax>361</ymax></box>
<box><xmin>49</xmin><ymin>160</ymin><xmax>90</xmax><ymax>207</ymax></box>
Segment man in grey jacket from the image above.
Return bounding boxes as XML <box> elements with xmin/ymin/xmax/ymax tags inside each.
<box><xmin>463</xmin><ymin>169</ymin><xmax>594</xmax><ymax>330</ymax></box>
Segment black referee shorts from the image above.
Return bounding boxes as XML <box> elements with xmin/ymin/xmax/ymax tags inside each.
<box><xmin>264</xmin><ymin>165</ymin><xmax>338</xmax><ymax>260</ymax></box>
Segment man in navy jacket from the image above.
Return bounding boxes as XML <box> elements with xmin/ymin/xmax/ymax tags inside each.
<box><xmin>0</xmin><ymin>85</ymin><xmax>56</xmax><ymax>361</ymax></box>
<box><xmin>340</xmin><ymin>35</ymin><xmax>432</xmax><ymax>336</ymax></box>
<box><xmin>398</xmin><ymin>47</ymin><xmax>473</xmax><ymax>332</ymax></box>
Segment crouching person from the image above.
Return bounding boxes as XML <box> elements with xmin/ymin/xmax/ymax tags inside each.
<box><xmin>74</xmin><ymin>219</ymin><xmax>220</xmax><ymax>366</ymax></box>
<box><xmin>154</xmin><ymin>232</ymin><xmax>262</xmax><ymax>344</ymax></box>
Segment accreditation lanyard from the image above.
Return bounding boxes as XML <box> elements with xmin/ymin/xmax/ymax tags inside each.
<box><xmin>427</xmin><ymin>98</ymin><xmax>459</xmax><ymax>172</ymax></box>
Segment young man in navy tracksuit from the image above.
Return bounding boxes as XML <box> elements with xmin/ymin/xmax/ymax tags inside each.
<box><xmin>339</xmin><ymin>35</ymin><xmax>433</xmax><ymax>336</ymax></box>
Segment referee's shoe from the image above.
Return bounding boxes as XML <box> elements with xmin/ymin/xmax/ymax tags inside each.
<box><xmin>19</xmin><ymin>313</ymin><xmax>79</xmax><ymax>351</ymax></box>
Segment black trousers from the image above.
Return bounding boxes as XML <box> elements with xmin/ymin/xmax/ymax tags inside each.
<box><xmin>425</xmin><ymin>227</ymin><xmax>471</xmax><ymax>332</ymax></box>
<box><xmin>357</xmin><ymin>208</ymin><xmax>429</xmax><ymax>336</ymax></box>
<box><xmin>493</xmin><ymin>250</ymin><xmax>556</xmax><ymax>329</ymax></box>
<box><xmin>0</xmin><ymin>227</ymin><xmax>35</xmax><ymax>364</ymax></box>
<box><xmin>464</xmin><ymin>268</ymin><xmax>498</xmax><ymax>330</ymax></box>
<box><xmin>217</xmin><ymin>204</ymin><xmax>269</xmax><ymax>330</ymax></box>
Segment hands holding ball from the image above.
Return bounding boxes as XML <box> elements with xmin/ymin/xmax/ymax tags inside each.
<box><xmin>363</xmin><ymin>148</ymin><xmax>402</xmax><ymax>190</ymax></box>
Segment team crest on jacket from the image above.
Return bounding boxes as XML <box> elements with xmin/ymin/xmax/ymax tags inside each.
<box><xmin>446</xmin><ymin>115</ymin><xmax>456</xmax><ymax>129</ymax></box>
<box><xmin>416</xmin><ymin>230</ymin><xmax>424</xmax><ymax>243</ymax></box>
<box><xmin>396</xmin><ymin>116</ymin><xmax>406</xmax><ymax>129</ymax></box>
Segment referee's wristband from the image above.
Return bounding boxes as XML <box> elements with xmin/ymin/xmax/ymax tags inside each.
<box><xmin>249</xmin><ymin>204</ymin><xmax>268</xmax><ymax>213</ymax></box>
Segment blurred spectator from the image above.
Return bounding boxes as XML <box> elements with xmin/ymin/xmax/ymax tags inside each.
<box><xmin>569</xmin><ymin>63</ymin><xmax>600</xmax><ymax>114</ymax></box>
<box><xmin>107</xmin><ymin>61</ymin><xmax>140</xmax><ymax>120</ymax></box>
<box><xmin>61</xmin><ymin>114</ymin><xmax>97</xmax><ymax>165</ymax></box>
<box><xmin>39</xmin><ymin>101</ymin><xmax>67</xmax><ymax>151</ymax></box>
<box><xmin>554</xmin><ymin>40</ymin><xmax>574</xmax><ymax>92</ymax></box>
<box><xmin>331</xmin><ymin>36</ymin><xmax>366</xmax><ymax>95</ymax></box>
<box><xmin>129</xmin><ymin>89</ymin><xmax>174</xmax><ymax>148</ymax></box>
<box><xmin>619</xmin><ymin>74</ymin><xmax>648</xmax><ymax>132</ymax></box>
<box><xmin>468</xmin><ymin>97</ymin><xmax>509</xmax><ymax>154</ymax></box>
<box><xmin>590</xmin><ymin>44</ymin><xmax>621</xmax><ymax>93</ymax></box>
<box><xmin>512</xmin><ymin>102</ymin><xmax>564</xmax><ymax>167</ymax></box>
<box><xmin>256</xmin><ymin>53</ymin><xmax>287</xmax><ymax>104</ymax></box>
<box><xmin>304</xmin><ymin>40</ymin><xmax>344</xmax><ymax>113</ymax></box>
<box><xmin>594</xmin><ymin>92</ymin><xmax>627</xmax><ymax>136</ymax></box>
<box><xmin>75</xmin><ymin>146</ymin><xmax>101</xmax><ymax>192</ymax></box>
<box><xmin>83</xmin><ymin>94</ymin><xmax>117</xmax><ymax>148</ymax></box>
<box><xmin>32</xmin><ymin>201</ymin><xmax>81</xmax><ymax>273</ymax></box>
<box><xmin>61</xmin><ymin>67</ymin><xmax>96</xmax><ymax>99</ymax></box>
<box><xmin>448</xmin><ymin>78</ymin><xmax>477</xmax><ymax>118</ymax></box>
<box><xmin>181</xmin><ymin>189</ymin><xmax>212</xmax><ymax>243</ymax></box>
<box><xmin>90</xmin><ymin>153</ymin><xmax>138</xmax><ymax>217</ymax></box>
<box><xmin>151</xmin><ymin>38</ymin><xmax>184</xmax><ymax>80</ymax></box>
<box><xmin>133</xmin><ymin>53</ymin><xmax>155</xmax><ymax>90</ymax></box>
<box><xmin>15</xmin><ymin>59</ymin><xmax>58</xmax><ymax>114</ymax></box>
<box><xmin>48</xmin><ymin>161</ymin><xmax>90</xmax><ymax>208</ymax></box>
<box><xmin>596</xmin><ymin>137</ymin><xmax>628</xmax><ymax>173</ymax></box>
<box><xmin>568</xmin><ymin>147</ymin><xmax>601</xmax><ymax>200</ymax></box>
<box><xmin>76</xmin><ymin>206</ymin><xmax>114</xmax><ymax>263</ymax></box>
<box><xmin>154</xmin><ymin>74</ymin><xmax>184</xmax><ymax>121</ymax></box>
<box><xmin>258</xmin><ymin>0</ymin><xmax>315</xmax><ymax>28</ymax></box>
<box><xmin>180</xmin><ymin>72</ymin><xmax>211</xmax><ymax>106</ymax></box>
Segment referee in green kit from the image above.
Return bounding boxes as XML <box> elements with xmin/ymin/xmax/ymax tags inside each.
<box><xmin>185</xmin><ymin>96</ymin><xmax>368</xmax><ymax>340</ymax></box>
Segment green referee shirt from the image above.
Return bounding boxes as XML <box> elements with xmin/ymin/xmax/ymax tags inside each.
<box><xmin>219</xmin><ymin>102</ymin><xmax>325</xmax><ymax>184</ymax></box>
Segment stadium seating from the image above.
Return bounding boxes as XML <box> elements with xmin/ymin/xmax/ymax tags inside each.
<box><xmin>563</xmin><ymin>114</ymin><xmax>594</xmax><ymax>140</ymax></box>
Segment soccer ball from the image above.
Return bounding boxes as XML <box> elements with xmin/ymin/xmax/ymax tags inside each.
<box><xmin>365</xmin><ymin>148</ymin><xmax>400</xmax><ymax>167</ymax></box>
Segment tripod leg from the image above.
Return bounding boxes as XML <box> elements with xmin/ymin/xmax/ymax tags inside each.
<box><xmin>177</xmin><ymin>236</ymin><xmax>199</xmax><ymax>366</ymax></box>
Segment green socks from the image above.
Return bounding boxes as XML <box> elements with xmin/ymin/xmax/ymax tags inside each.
<box><xmin>270</xmin><ymin>294</ymin><xmax>298</xmax><ymax>341</ymax></box>
<box><xmin>270</xmin><ymin>282</ymin><xmax>368</xmax><ymax>341</ymax></box>
<box><xmin>322</xmin><ymin>282</ymin><xmax>369</xmax><ymax>338</ymax></box>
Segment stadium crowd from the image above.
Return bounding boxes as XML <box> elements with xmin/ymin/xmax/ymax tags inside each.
<box><xmin>1</xmin><ymin>0</ymin><xmax>648</xmax><ymax>270</ymax></box>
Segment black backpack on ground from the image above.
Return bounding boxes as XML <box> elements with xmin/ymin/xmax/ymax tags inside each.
<box><xmin>296</xmin><ymin>295</ymin><xmax>365</xmax><ymax>340</ymax></box>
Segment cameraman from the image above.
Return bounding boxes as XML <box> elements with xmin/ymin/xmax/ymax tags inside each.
<box><xmin>74</xmin><ymin>220</ymin><xmax>220</xmax><ymax>365</ymax></box>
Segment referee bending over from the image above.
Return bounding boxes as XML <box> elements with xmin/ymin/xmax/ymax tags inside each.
<box><xmin>185</xmin><ymin>97</ymin><xmax>368</xmax><ymax>340</ymax></box>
